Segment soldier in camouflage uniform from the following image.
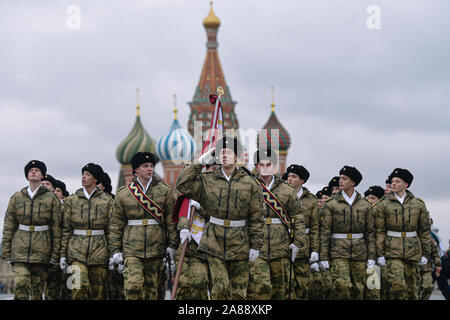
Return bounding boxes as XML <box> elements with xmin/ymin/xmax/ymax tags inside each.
<box><xmin>110</xmin><ymin>152</ymin><xmax>178</xmax><ymax>300</ymax></box>
<box><xmin>319</xmin><ymin>166</ymin><xmax>376</xmax><ymax>300</ymax></box>
<box><xmin>247</xmin><ymin>153</ymin><xmax>306</xmax><ymax>300</ymax></box>
<box><xmin>60</xmin><ymin>163</ymin><xmax>112</xmax><ymax>300</ymax></box>
<box><xmin>419</xmin><ymin>234</ymin><xmax>442</xmax><ymax>300</ymax></box>
<box><xmin>285</xmin><ymin>164</ymin><xmax>319</xmax><ymax>300</ymax></box>
<box><xmin>374</xmin><ymin>168</ymin><xmax>431</xmax><ymax>300</ymax></box>
<box><xmin>176</xmin><ymin>137</ymin><xmax>265</xmax><ymax>300</ymax></box>
<box><xmin>2</xmin><ymin>160</ymin><xmax>61</xmax><ymax>300</ymax></box>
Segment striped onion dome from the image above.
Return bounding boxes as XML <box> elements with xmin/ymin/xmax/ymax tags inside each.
<box><xmin>116</xmin><ymin>112</ymin><xmax>158</xmax><ymax>165</ymax></box>
<box><xmin>258</xmin><ymin>101</ymin><xmax>291</xmax><ymax>152</ymax></box>
<box><xmin>156</xmin><ymin>108</ymin><xmax>195</xmax><ymax>162</ymax></box>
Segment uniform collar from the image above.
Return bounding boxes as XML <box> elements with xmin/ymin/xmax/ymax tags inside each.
<box><xmin>137</xmin><ymin>177</ymin><xmax>152</xmax><ymax>193</ymax></box>
<box><xmin>83</xmin><ymin>186</ymin><xmax>97</xmax><ymax>200</ymax></box>
<box><xmin>394</xmin><ymin>192</ymin><xmax>406</xmax><ymax>204</ymax></box>
<box><xmin>297</xmin><ymin>187</ymin><xmax>304</xmax><ymax>199</ymax></box>
<box><xmin>27</xmin><ymin>185</ymin><xmax>41</xmax><ymax>199</ymax></box>
<box><xmin>342</xmin><ymin>190</ymin><xmax>357</xmax><ymax>206</ymax></box>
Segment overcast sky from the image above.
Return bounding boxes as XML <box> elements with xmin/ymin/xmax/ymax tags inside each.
<box><xmin>1</xmin><ymin>0</ymin><xmax>449</xmax><ymax>248</ymax></box>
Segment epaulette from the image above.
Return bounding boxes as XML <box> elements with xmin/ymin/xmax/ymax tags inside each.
<box><xmin>417</xmin><ymin>198</ymin><xmax>425</xmax><ymax>204</ymax></box>
<box><xmin>117</xmin><ymin>186</ymin><xmax>126</xmax><ymax>193</ymax></box>
<box><xmin>104</xmin><ymin>193</ymin><xmax>114</xmax><ymax>201</ymax></box>
<box><xmin>325</xmin><ymin>197</ymin><xmax>334</xmax><ymax>202</ymax></box>
<box><xmin>160</xmin><ymin>181</ymin><xmax>172</xmax><ymax>189</ymax></box>
<box><xmin>282</xmin><ymin>180</ymin><xmax>294</xmax><ymax>188</ymax></box>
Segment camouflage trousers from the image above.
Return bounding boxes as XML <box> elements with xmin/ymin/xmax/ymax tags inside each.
<box><xmin>330</xmin><ymin>259</ymin><xmax>366</xmax><ymax>300</ymax></box>
<box><xmin>248</xmin><ymin>257</ymin><xmax>290</xmax><ymax>300</ymax></box>
<box><xmin>379</xmin><ymin>265</ymin><xmax>388</xmax><ymax>299</ymax></box>
<box><xmin>12</xmin><ymin>263</ymin><xmax>48</xmax><ymax>300</ymax></box>
<box><xmin>308</xmin><ymin>269</ymin><xmax>323</xmax><ymax>300</ymax></box>
<box><xmin>106</xmin><ymin>270</ymin><xmax>124</xmax><ymax>300</ymax></box>
<box><xmin>419</xmin><ymin>270</ymin><xmax>433</xmax><ymax>300</ymax></box>
<box><xmin>207</xmin><ymin>255</ymin><xmax>249</xmax><ymax>300</ymax></box>
<box><xmin>176</xmin><ymin>255</ymin><xmax>209</xmax><ymax>300</ymax></box>
<box><xmin>60</xmin><ymin>272</ymin><xmax>72</xmax><ymax>300</ymax></box>
<box><xmin>123</xmin><ymin>256</ymin><xmax>163</xmax><ymax>300</ymax></box>
<box><xmin>45</xmin><ymin>264</ymin><xmax>62</xmax><ymax>300</ymax></box>
<box><xmin>385</xmin><ymin>259</ymin><xmax>420</xmax><ymax>300</ymax></box>
<box><xmin>293</xmin><ymin>258</ymin><xmax>310</xmax><ymax>300</ymax></box>
<box><xmin>70</xmin><ymin>262</ymin><xmax>107</xmax><ymax>300</ymax></box>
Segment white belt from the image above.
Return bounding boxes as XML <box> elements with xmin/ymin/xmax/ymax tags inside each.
<box><xmin>331</xmin><ymin>233</ymin><xmax>364</xmax><ymax>239</ymax></box>
<box><xmin>210</xmin><ymin>217</ymin><xmax>246</xmax><ymax>227</ymax></box>
<box><xmin>305</xmin><ymin>228</ymin><xmax>310</xmax><ymax>234</ymax></box>
<box><xmin>128</xmin><ymin>219</ymin><xmax>159</xmax><ymax>226</ymax></box>
<box><xmin>265</xmin><ymin>218</ymin><xmax>282</xmax><ymax>225</ymax></box>
<box><xmin>18</xmin><ymin>224</ymin><xmax>49</xmax><ymax>232</ymax></box>
<box><xmin>387</xmin><ymin>231</ymin><xmax>417</xmax><ymax>238</ymax></box>
<box><xmin>73</xmin><ymin>229</ymin><xmax>105</xmax><ymax>236</ymax></box>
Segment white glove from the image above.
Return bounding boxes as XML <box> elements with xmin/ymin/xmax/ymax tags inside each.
<box><xmin>108</xmin><ymin>258</ymin><xmax>115</xmax><ymax>271</ymax></box>
<box><xmin>367</xmin><ymin>259</ymin><xmax>376</xmax><ymax>269</ymax></box>
<box><xmin>167</xmin><ymin>247</ymin><xmax>176</xmax><ymax>262</ymax></box>
<box><xmin>249</xmin><ymin>249</ymin><xmax>259</xmax><ymax>262</ymax></box>
<box><xmin>419</xmin><ymin>256</ymin><xmax>428</xmax><ymax>266</ymax></box>
<box><xmin>319</xmin><ymin>261</ymin><xmax>329</xmax><ymax>271</ymax></box>
<box><xmin>118</xmin><ymin>264</ymin><xmax>124</xmax><ymax>274</ymax></box>
<box><xmin>377</xmin><ymin>256</ymin><xmax>386</xmax><ymax>267</ymax></box>
<box><xmin>180</xmin><ymin>229</ymin><xmax>191</xmax><ymax>245</ymax></box>
<box><xmin>60</xmin><ymin>257</ymin><xmax>67</xmax><ymax>271</ymax></box>
<box><xmin>289</xmin><ymin>243</ymin><xmax>299</xmax><ymax>262</ymax></box>
<box><xmin>113</xmin><ymin>252</ymin><xmax>123</xmax><ymax>265</ymax></box>
<box><xmin>198</xmin><ymin>147</ymin><xmax>216</xmax><ymax>165</ymax></box>
<box><xmin>189</xmin><ymin>199</ymin><xmax>200</xmax><ymax>210</ymax></box>
<box><xmin>309</xmin><ymin>251</ymin><xmax>319</xmax><ymax>263</ymax></box>
<box><xmin>6</xmin><ymin>260</ymin><xmax>11</xmax><ymax>265</ymax></box>
<box><xmin>310</xmin><ymin>262</ymin><xmax>320</xmax><ymax>273</ymax></box>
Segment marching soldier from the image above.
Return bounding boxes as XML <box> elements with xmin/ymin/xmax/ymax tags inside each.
<box><xmin>2</xmin><ymin>160</ymin><xmax>61</xmax><ymax>300</ymax></box>
<box><xmin>176</xmin><ymin>136</ymin><xmax>265</xmax><ymax>300</ymax></box>
<box><xmin>319</xmin><ymin>166</ymin><xmax>376</xmax><ymax>300</ymax></box>
<box><xmin>285</xmin><ymin>164</ymin><xmax>319</xmax><ymax>300</ymax></box>
<box><xmin>41</xmin><ymin>174</ymin><xmax>57</xmax><ymax>193</ymax></box>
<box><xmin>374</xmin><ymin>168</ymin><xmax>431</xmax><ymax>300</ymax></box>
<box><xmin>365</xmin><ymin>186</ymin><xmax>385</xmax><ymax>205</ymax></box>
<box><xmin>419</xmin><ymin>222</ymin><xmax>442</xmax><ymax>300</ymax></box>
<box><xmin>110</xmin><ymin>152</ymin><xmax>178</xmax><ymax>300</ymax></box>
<box><xmin>60</xmin><ymin>163</ymin><xmax>112</xmax><ymax>300</ymax></box>
<box><xmin>247</xmin><ymin>153</ymin><xmax>305</xmax><ymax>300</ymax></box>
<box><xmin>54</xmin><ymin>180</ymin><xmax>68</xmax><ymax>202</ymax></box>
<box><xmin>385</xmin><ymin>175</ymin><xmax>393</xmax><ymax>195</ymax></box>
<box><xmin>328</xmin><ymin>176</ymin><xmax>340</xmax><ymax>194</ymax></box>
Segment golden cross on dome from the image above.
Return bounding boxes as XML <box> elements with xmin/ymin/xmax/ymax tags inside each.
<box><xmin>136</xmin><ymin>88</ymin><xmax>140</xmax><ymax>117</ymax></box>
<box><xmin>173</xmin><ymin>93</ymin><xmax>178</xmax><ymax>120</ymax></box>
<box><xmin>270</xmin><ymin>85</ymin><xmax>275</xmax><ymax>112</ymax></box>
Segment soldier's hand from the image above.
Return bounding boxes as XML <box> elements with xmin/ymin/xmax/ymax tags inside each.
<box><xmin>113</xmin><ymin>252</ymin><xmax>123</xmax><ymax>265</ymax></box>
<box><xmin>5</xmin><ymin>260</ymin><xmax>11</xmax><ymax>265</ymax></box>
<box><xmin>189</xmin><ymin>199</ymin><xmax>201</xmax><ymax>210</ymax></box>
<box><xmin>435</xmin><ymin>266</ymin><xmax>442</xmax><ymax>277</ymax></box>
<box><xmin>60</xmin><ymin>257</ymin><xmax>67</xmax><ymax>271</ymax></box>
<box><xmin>198</xmin><ymin>147</ymin><xmax>216</xmax><ymax>165</ymax></box>
<box><xmin>118</xmin><ymin>264</ymin><xmax>124</xmax><ymax>274</ymax></box>
<box><xmin>180</xmin><ymin>229</ymin><xmax>191</xmax><ymax>245</ymax></box>
<box><xmin>108</xmin><ymin>258</ymin><xmax>115</xmax><ymax>271</ymax></box>
<box><xmin>377</xmin><ymin>256</ymin><xmax>387</xmax><ymax>267</ymax></box>
<box><xmin>249</xmin><ymin>249</ymin><xmax>259</xmax><ymax>262</ymax></box>
<box><xmin>289</xmin><ymin>244</ymin><xmax>299</xmax><ymax>262</ymax></box>
<box><xmin>166</xmin><ymin>247</ymin><xmax>176</xmax><ymax>262</ymax></box>
<box><xmin>310</xmin><ymin>262</ymin><xmax>320</xmax><ymax>273</ymax></box>
<box><xmin>419</xmin><ymin>256</ymin><xmax>428</xmax><ymax>266</ymax></box>
<box><xmin>319</xmin><ymin>261</ymin><xmax>329</xmax><ymax>271</ymax></box>
<box><xmin>367</xmin><ymin>259</ymin><xmax>376</xmax><ymax>269</ymax></box>
<box><xmin>309</xmin><ymin>252</ymin><xmax>319</xmax><ymax>264</ymax></box>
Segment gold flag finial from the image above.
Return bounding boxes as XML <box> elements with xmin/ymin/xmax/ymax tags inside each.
<box><xmin>217</xmin><ymin>86</ymin><xmax>224</xmax><ymax>97</ymax></box>
<box><xmin>173</xmin><ymin>93</ymin><xmax>178</xmax><ymax>120</ymax></box>
<box><xmin>270</xmin><ymin>85</ymin><xmax>275</xmax><ymax>113</ymax></box>
<box><xmin>136</xmin><ymin>88</ymin><xmax>140</xmax><ymax>117</ymax></box>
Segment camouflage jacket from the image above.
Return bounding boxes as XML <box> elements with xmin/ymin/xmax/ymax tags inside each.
<box><xmin>374</xmin><ymin>190</ymin><xmax>431</xmax><ymax>263</ymax></box>
<box><xmin>110</xmin><ymin>176</ymin><xmax>178</xmax><ymax>260</ymax></box>
<box><xmin>256</xmin><ymin>175</ymin><xmax>305</xmax><ymax>261</ymax></box>
<box><xmin>319</xmin><ymin>191</ymin><xmax>376</xmax><ymax>262</ymax></box>
<box><xmin>2</xmin><ymin>186</ymin><xmax>61</xmax><ymax>264</ymax></box>
<box><xmin>176</xmin><ymin>164</ymin><xmax>265</xmax><ymax>261</ymax></box>
<box><xmin>297</xmin><ymin>187</ymin><xmax>319</xmax><ymax>258</ymax></box>
<box><xmin>60</xmin><ymin>188</ymin><xmax>113</xmax><ymax>266</ymax></box>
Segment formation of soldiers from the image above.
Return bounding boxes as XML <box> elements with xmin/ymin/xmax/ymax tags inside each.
<box><xmin>1</xmin><ymin>136</ymin><xmax>443</xmax><ymax>300</ymax></box>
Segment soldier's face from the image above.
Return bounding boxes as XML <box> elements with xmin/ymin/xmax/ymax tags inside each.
<box><xmin>27</xmin><ymin>167</ymin><xmax>43</xmax><ymax>182</ymax></box>
<box><xmin>82</xmin><ymin>171</ymin><xmax>97</xmax><ymax>188</ymax></box>
<box><xmin>318</xmin><ymin>198</ymin><xmax>325</xmax><ymax>207</ymax></box>
<box><xmin>257</xmin><ymin>160</ymin><xmax>277</xmax><ymax>177</ymax></box>
<box><xmin>42</xmin><ymin>180</ymin><xmax>55</xmax><ymax>192</ymax></box>
<box><xmin>287</xmin><ymin>173</ymin><xmax>304</xmax><ymax>189</ymax></box>
<box><xmin>385</xmin><ymin>183</ymin><xmax>391</xmax><ymax>195</ymax></box>
<box><xmin>218</xmin><ymin>148</ymin><xmax>236</xmax><ymax>166</ymax></box>
<box><xmin>54</xmin><ymin>187</ymin><xmax>64</xmax><ymax>200</ymax></box>
<box><xmin>332</xmin><ymin>186</ymin><xmax>340</xmax><ymax>194</ymax></box>
<box><xmin>367</xmin><ymin>194</ymin><xmax>380</xmax><ymax>204</ymax></box>
<box><xmin>135</xmin><ymin>162</ymin><xmax>154</xmax><ymax>180</ymax></box>
<box><xmin>339</xmin><ymin>175</ymin><xmax>355</xmax><ymax>191</ymax></box>
<box><xmin>390</xmin><ymin>177</ymin><xmax>408</xmax><ymax>194</ymax></box>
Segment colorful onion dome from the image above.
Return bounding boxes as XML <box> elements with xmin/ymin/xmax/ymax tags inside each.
<box><xmin>156</xmin><ymin>102</ymin><xmax>195</xmax><ymax>162</ymax></box>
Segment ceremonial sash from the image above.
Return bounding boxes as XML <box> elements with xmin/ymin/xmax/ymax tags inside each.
<box><xmin>127</xmin><ymin>181</ymin><xmax>166</xmax><ymax>230</ymax></box>
<box><xmin>256</xmin><ymin>180</ymin><xmax>290</xmax><ymax>227</ymax></box>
